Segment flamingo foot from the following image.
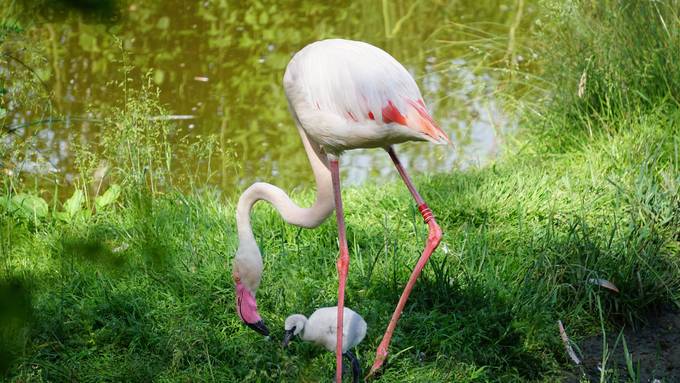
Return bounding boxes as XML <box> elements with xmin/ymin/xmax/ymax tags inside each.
<box><xmin>367</xmin><ymin>342</ymin><xmax>389</xmax><ymax>378</ymax></box>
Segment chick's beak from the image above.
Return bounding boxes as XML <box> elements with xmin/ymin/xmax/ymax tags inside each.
<box><xmin>282</xmin><ymin>327</ymin><xmax>296</xmax><ymax>348</ymax></box>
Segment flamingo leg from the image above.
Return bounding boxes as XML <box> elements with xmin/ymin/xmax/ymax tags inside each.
<box><xmin>368</xmin><ymin>146</ymin><xmax>443</xmax><ymax>377</ymax></box>
<box><xmin>330</xmin><ymin>158</ymin><xmax>349</xmax><ymax>383</ymax></box>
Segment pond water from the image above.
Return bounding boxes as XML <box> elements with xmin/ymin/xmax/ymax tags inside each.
<box><xmin>1</xmin><ymin>1</ymin><xmax>535</xmax><ymax>196</ymax></box>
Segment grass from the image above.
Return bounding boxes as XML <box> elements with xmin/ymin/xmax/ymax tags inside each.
<box><xmin>2</xmin><ymin>109</ymin><xmax>677</xmax><ymax>381</ymax></box>
<box><xmin>2</xmin><ymin>0</ymin><xmax>680</xmax><ymax>382</ymax></box>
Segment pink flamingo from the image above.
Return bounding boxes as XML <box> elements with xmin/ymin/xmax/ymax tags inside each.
<box><xmin>232</xmin><ymin>39</ymin><xmax>448</xmax><ymax>381</ymax></box>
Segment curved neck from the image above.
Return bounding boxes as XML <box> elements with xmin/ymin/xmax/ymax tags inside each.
<box><xmin>234</xmin><ymin>125</ymin><xmax>335</xmax><ymax>291</ymax></box>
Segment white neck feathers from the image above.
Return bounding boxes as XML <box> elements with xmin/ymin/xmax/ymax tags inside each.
<box><xmin>233</xmin><ymin>125</ymin><xmax>335</xmax><ymax>292</ymax></box>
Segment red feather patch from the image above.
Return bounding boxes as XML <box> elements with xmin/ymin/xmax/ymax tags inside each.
<box><xmin>381</xmin><ymin>100</ymin><xmax>407</xmax><ymax>126</ymax></box>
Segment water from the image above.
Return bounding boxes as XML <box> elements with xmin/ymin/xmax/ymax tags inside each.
<box><xmin>1</xmin><ymin>1</ymin><xmax>533</xmax><ymax>196</ymax></box>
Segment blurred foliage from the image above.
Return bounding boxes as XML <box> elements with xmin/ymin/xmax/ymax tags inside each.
<box><xmin>6</xmin><ymin>0</ymin><xmax>122</xmax><ymax>23</ymax></box>
<box><xmin>0</xmin><ymin>276</ymin><xmax>33</xmax><ymax>375</ymax></box>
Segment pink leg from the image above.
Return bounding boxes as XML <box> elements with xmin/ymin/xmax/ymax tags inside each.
<box><xmin>368</xmin><ymin>146</ymin><xmax>443</xmax><ymax>377</ymax></box>
<box><xmin>330</xmin><ymin>158</ymin><xmax>349</xmax><ymax>383</ymax></box>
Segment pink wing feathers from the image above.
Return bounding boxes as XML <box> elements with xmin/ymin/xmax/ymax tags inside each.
<box><xmin>286</xmin><ymin>39</ymin><xmax>449</xmax><ymax>145</ymax></box>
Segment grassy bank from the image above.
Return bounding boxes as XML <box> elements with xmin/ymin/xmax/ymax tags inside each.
<box><xmin>2</xmin><ymin>1</ymin><xmax>680</xmax><ymax>382</ymax></box>
<box><xmin>2</xmin><ymin>105</ymin><xmax>677</xmax><ymax>381</ymax></box>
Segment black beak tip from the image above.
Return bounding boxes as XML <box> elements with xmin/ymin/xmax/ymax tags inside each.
<box><xmin>282</xmin><ymin>329</ymin><xmax>295</xmax><ymax>348</ymax></box>
<box><xmin>245</xmin><ymin>320</ymin><xmax>270</xmax><ymax>336</ymax></box>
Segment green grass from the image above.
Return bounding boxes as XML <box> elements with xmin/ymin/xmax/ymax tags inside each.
<box><xmin>2</xmin><ymin>108</ymin><xmax>678</xmax><ymax>381</ymax></box>
<box><xmin>2</xmin><ymin>1</ymin><xmax>680</xmax><ymax>382</ymax></box>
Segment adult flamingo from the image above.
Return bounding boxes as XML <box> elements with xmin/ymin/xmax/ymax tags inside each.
<box><xmin>232</xmin><ymin>39</ymin><xmax>448</xmax><ymax>381</ymax></box>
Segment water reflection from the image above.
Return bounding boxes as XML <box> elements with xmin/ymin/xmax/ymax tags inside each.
<box><xmin>2</xmin><ymin>0</ymin><xmax>534</xmax><ymax>196</ymax></box>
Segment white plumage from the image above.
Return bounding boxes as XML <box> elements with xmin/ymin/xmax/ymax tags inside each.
<box><xmin>283</xmin><ymin>39</ymin><xmax>449</xmax><ymax>154</ymax></box>
<box><xmin>283</xmin><ymin>306</ymin><xmax>367</xmax><ymax>353</ymax></box>
<box><xmin>285</xmin><ymin>39</ymin><xmax>419</xmax><ymax>122</ymax></box>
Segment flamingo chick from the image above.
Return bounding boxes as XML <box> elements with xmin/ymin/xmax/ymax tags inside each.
<box><xmin>283</xmin><ymin>307</ymin><xmax>367</xmax><ymax>383</ymax></box>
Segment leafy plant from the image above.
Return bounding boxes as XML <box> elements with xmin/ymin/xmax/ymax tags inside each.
<box><xmin>2</xmin><ymin>193</ymin><xmax>48</xmax><ymax>220</ymax></box>
<box><xmin>95</xmin><ymin>183</ymin><xmax>121</xmax><ymax>209</ymax></box>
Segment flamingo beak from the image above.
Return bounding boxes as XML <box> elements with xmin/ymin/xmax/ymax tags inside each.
<box><xmin>235</xmin><ymin>281</ymin><xmax>270</xmax><ymax>336</ymax></box>
<box><xmin>246</xmin><ymin>320</ymin><xmax>270</xmax><ymax>336</ymax></box>
<box><xmin>405</xmin><ymin>99</ymin><xmax>451</xmax><ymax>146</ymax></box>
<box><xmin>282</xmin><ymin>327</ymin><xmax>296</xmax><ymax>348</ymax></box>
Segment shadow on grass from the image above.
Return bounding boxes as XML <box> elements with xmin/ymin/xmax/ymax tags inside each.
<box><xmin>0</xmin><ymin>276</ymin><xmax>34</xmax><ymax>375</ymax></box>
<box><xmin>364</xmin><ymin>266</ymin><xmax>548</xmax><ymax>381</ymax></box>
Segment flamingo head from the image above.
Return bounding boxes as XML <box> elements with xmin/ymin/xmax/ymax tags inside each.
<box><xmin>233</xmin><ymin>241</ymin><xmax>269</xmax><ymax>336</ymax></box>
<box><xmin>234</xmin><ymin>271</ymin><xmax>269</xmax><ymax>336</ymax></box>
<box><xmin>282</xmin><ymin>314</ymin><xmax>307</xmax><ymax>347</ymax></box>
